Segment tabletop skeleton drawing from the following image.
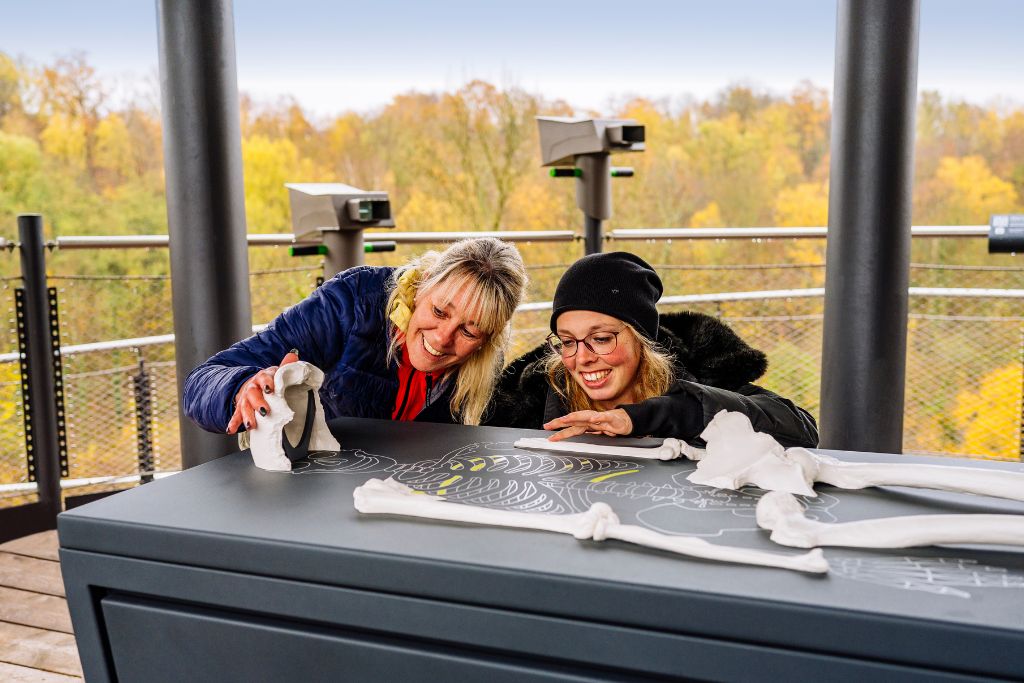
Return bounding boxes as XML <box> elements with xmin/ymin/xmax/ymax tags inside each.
<box><xmin>269</xmin><ymin>410</ymin><xmax>1024</xmax><ymax>596</ymax></box>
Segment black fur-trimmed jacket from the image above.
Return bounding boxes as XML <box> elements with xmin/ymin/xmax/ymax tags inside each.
<box><xmin>485</xmin><ymin>311</ymin><xmax>818</xmax><ymax>448</ymax></box>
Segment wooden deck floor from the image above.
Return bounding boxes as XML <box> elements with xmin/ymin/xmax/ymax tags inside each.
<box><xmin>0</xmin><ymin>531</ymin><xmax>83</xmax><ymax>681</ymax></box>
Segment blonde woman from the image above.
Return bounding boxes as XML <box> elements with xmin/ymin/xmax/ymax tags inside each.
<box><xmin>488</xmin><ymin>252</ymin><xmax>818</xmax><ymax>448</ymax></box>
<box><xmin>184</xmin><ymin>237</ymin><xmax>528</xmax><ymax>434</ymax></box>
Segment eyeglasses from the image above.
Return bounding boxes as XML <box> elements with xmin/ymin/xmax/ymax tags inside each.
<box><xmin>546</xmin><ymin>329</ymin><xmax>624</xmax><ymax>358</ymax></box>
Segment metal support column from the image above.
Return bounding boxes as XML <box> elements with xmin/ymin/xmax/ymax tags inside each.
<box><xmin>322</xmin><ymin>231</ymin><xmax>364</xmax><ymax>277</ymax></box>
<box><xmin>577</xmin><ymin>155</ymin><xmax>610</xmax><ymax>255</ymax></box>
<box><xmin>17</xmin><ymin>214</ymin><xmax>62</xmax><ymax>521</ymax></box>
<box><xmin>157</xmin><ymin>0</ymin><xmax>252</xmax><ymax>467</ymax></box>
<box><xmin>820</xmin><ymin>0</ymin><xmax>921</xmax><ymax>452</ymax></box>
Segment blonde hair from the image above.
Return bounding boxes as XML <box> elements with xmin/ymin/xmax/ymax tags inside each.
<box><xmin>544</xmin><ymin>323</ymin><xmax>675</xmax><ymax>413</ymax></box>
<box><xmin>386</xmin><ymin>238</ymin><xmax>527</xmax><ymax>424</ymax></box>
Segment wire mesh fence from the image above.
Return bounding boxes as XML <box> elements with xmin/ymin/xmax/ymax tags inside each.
<box><xmin>0</xmin><ymin>273</ymin><xmax>33</xmax><ymax>508</ymax></box>
<box><xmin>0</xmin><ymin>235</ymin><xmax>1022</xmax><ymax>509</ymax></box>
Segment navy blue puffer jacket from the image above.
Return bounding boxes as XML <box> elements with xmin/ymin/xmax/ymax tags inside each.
<box><xmin>183</xmin><ymin>266</ymin><xmax>457</xmax><ymax>433</ymax></box>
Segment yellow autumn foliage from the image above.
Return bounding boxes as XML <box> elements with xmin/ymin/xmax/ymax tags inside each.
<box><xmin>954</xmin><ymin>363</ymin><xmax>1023</xmax><ymax>460</ymax></box>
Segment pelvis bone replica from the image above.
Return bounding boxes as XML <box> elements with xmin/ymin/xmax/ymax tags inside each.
<box><xmin>249</xmin><ymin>361</ymin><xmax>340</xmax><ymax>472</ymax></box>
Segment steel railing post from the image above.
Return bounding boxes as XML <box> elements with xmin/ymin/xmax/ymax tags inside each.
<box><xmin>133</xmin><ymin>357</ymin><xmax>155</xmax><ymax>484</ymax></box>
<box><xmin>17</xmin><ymin>214</ymin><xmax>63</xmax><ymax>520</ymax></box>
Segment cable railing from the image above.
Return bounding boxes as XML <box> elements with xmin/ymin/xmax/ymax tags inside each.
<box><xmin>1</xmin><ymin>224</ymin><xmax>1021</xmax><ymax>529</ymax></box>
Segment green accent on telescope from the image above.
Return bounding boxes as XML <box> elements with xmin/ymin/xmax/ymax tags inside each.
<box><xmin>289</xmin><ymin>245</ymin><xmax>329</xmax><ymax>257</ymax></box>
<box><xmin>550</xmin><ymin>168</ymin><xmax>582</xmax><ymax>178</ymax></box>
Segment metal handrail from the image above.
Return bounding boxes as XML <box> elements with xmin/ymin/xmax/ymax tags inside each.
<box><xmin>49</xmin><ymin>230</ymin><xmax>578</xmax><ymax>250</ymax></box>
<box><xmin>4</xmin><ymin>286</ymin><xmax>1016</xmax><ymax>362</ymax></box>
<box><xmin>0</xmin><ymin>471</ymin><xmax>179</xmax><ymax>496</ymax></box>
<box><xmin>38</xmin><ymin>225</ymin><xmax>992</xmax><ymax>250</ymax></box>
<box><xmin>607</xmin><ymin>226</ymin><xmax>989</xmax><ymax>240</ymax></box>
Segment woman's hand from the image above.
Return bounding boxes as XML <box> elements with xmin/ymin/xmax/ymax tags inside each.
<box><xmin>226</xmin><ymin>350</ymin><xmax>299</xmax><ymax>434</ymax></box>
<box><xmin>543</xmin><ymin>409</ymin><xmax>633</xmax><ymax>442</ymax></box>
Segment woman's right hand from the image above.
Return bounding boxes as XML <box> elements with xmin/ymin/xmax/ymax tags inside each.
<box><xmin>226</xmin><ymin>350</ymin><xmax>299</xmax><ymax>434</ymax></box>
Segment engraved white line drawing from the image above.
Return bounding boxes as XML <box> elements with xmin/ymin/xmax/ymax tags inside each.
<box><xmin>354</xmin><ymin>478</ymin><xmax>829</xmax><ymax>574</ymax></box>
<box><xmin>291</xmin><ymin>443</ymin><xmax>1024</xmax><ymax>596</ymax></box>
<box><xmin>628</xmin><ymin>471</ymin><xmax>839</xmax><ymax>538</ymax></box>
<box><xmin>289</xmin><ymin>443</ymin><xmax>838</xmax><ymax>531</ymax></box>
<box><xmin>690</xmin><ymin>410</ymin><xmax>1024</xmax><ymax>504</ymax></box>
<box><xmin>513</xmin><ymin>437</ymin><xmax>697</xmax><ymax>461</ymax></box>
<box><xmin>249</xmin><ymin>362</ymin><xmax>340</xmax><ymax>471</ymax></box>
<box><xmin>290</xmin><ymin>449</ymin><xmax>399</xmax><ymax>475</ymax></box>
<box><xmin>757</xmin><ymin>491</ymin><xmax>1024</xmax><ymax>549</ymax></box>
<box><xmin>829</xmin><ymin>556</ymin><xmax>1024</xmax><ymax>599</ymax></box>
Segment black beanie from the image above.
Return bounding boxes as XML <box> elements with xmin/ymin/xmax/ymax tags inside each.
<box><xmin>550</xmin><ymin>252</ymin><xmax>663</xmax><ymax>340</ymax></box>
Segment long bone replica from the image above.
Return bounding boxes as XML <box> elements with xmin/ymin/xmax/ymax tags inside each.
<box><xmin>757</xmin><ymin>491</ymin><xmax>1024</xmax><ymax>549</ymax></box>
<box><xmin>689</xmin><ymin>410</ymin><xmax>1024</xmax><ymax>503</ymax></box>
<box><xmin>513</xmin><ymin>436</ymin><xmax>700</xmax><ymax>461</ymax></box>
<box><xmin>248</xmin><ymin>361</ymin><xmax>340</xmax><ymax>472</ymax></box>
<box><xmin>354</xmin><ymin>477</ymin><xmax>828</xmax><ymax>574</ymax></box>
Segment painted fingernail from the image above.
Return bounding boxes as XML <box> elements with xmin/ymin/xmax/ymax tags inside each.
<box><xmin>259</xmin><ymin>407</ymin><xmax>267</xmax><ymax>416</ymax></box>
<box><xmin>226</xmin><ymin>428</ymin><xmax>232</xmax><ymax>434</ymax></box>
<box><xmin>245</xmin><ymin>421</ymin><xmax>251</xmax><ymax>430</ymax></box>
<box><xmin>264</xmin><ymin>385</ymin><xmax>272</xmax><ymax>393</ymax></box>
<box><xmin>289</xmin><ymin>348</ymin><xmax>298</xmax><ymax>355</ymax></box>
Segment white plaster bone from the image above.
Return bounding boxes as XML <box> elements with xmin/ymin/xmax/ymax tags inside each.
<box><xmin>756</xmin><ymin>491</ymin><xmax>1024</xmax><ymax>549</ymax></box>
<box><xmin>687</xmin><ymin>410</ymin><xmax>814</xmax><ymax>494</ymax></box>
<box><xmin>354</xmin><ymin>477</ymin><xmax>617</xmax><ymax>538</ymax></box>
<box><xmin>354</xmin><ymin>478</ymin><xmax>829</xmax><ymax>573</ymax></box>
<box><xmin>690</xmin><ymin>410</ymin><xmax>1024</xmax><ymax>504</ymax></box>
<box><xmin>249</xmin><ymin>361</ymin><xmax>340</xmax><ymax>472</ymax></box>
<box><xmin>787</xmin><ymin>447</ymin><xmax>1024</xmax><ymax>503</ymax></box>
<box><xmin>513</xmin><ymin>436</ymin><xmax>698</xmax><ymax>461</ymax></box>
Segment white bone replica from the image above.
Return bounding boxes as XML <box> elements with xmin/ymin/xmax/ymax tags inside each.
<box><xmin>249</xmin><ymin>361</ymin><xmax>340</xmax><ymax>472</ymax></box>
<box><xmin>757</xmin><ymin>491</ymin><xmax>1024</xmax><ymax>549</ymax></box>
<box><xmin>354</xmin><ymin>478</ymin><xmax>829</xmax><ymax>574</ymax></box>
<box><xmin>513</xmin><ymin>436</ymin><xmax>699</xmax><ymax>461</ymax></box>
<box><xmin>689</xmin><ymin>410</ymin><xmax>1024</xmax><ymax>504</ymax></box>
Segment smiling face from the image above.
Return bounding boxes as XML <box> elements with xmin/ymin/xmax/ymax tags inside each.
<box><xmin>555</xmin><ymin>310</ymin><xmax>642</xmax><ymax>410</ymax></box>
<box><xmin>404</xmin><ymin>277</ymin><xmax>489</xmax><ymax>373</ymax></box>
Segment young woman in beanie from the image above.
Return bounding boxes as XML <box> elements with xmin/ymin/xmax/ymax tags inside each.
<box><xmin>184</xmin><ymin>237</ymin><xmax>528</xmax><ymax>434</ymax></box>
<box><xmin>487</xmin><ymin>252</ymin><xmax>818</xmax><ymax>448</ymax></box>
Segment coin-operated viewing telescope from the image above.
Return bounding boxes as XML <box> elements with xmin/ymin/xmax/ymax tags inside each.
<box><xmin>286</xmin><ymin>183</ymin><xmax>396</xmax><ymax>278</ymax></box>
<box><xmin>989</xmin><ymin>214</ymin><xmax>1024</xmax><ymax>254</ymax></box>
<box><xmin>537</xmin><ymin>116</ymin><xmax>644</xmax><ymax>253</ymax></box>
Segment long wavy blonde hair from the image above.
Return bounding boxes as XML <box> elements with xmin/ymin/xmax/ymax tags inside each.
<box><xmin>386</xmin><ymin>238</ymin><xmax>527</xmax><ymax>424</ymax></box>
<box><xmin>543</xmin><ymin>322</ymin><xmax>675</xmax><ymax>413</ymax></box>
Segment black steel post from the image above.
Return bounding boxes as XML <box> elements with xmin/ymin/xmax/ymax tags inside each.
<box><xmin>134</xmin><ymin>358</ymin><xmax>155</xmax><ymax>484</ymax></box>
<box><xmin>820</xmin><ymin>0</ymin><xmax>920</xmax><ymax>452</ymax></box>
<box><xmin>322</xmin><ymin>231</ymin><xmax>364</xmax><ymax>278</ymax></box>
<box><xmin>157</xmin><ymin>0</ymin><xmax>252</xmax><ymax>467</ymax></box>
<box><xmin>17</xmin><ymin>214</ymin><xmax>62</xmax><ymax>518</ymax></box>
<box><xmin>583</xmin><ymin>215</ymin><xmax>602</xmax><ymax>256</ymax></box>
<box><xmin>577</xmin><ymin>155</ymin><xmax>610</xmax><ymax>255</ymax></box>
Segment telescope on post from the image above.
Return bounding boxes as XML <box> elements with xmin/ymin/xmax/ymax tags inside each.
<box><xmin>988</xmin><ymin>214</ymin><xmax>1024</xmax><ymax>254</ymax></box>
<box><xmin>537</xmin><ymin>116</ymin><xmax>644</xmax><ymax>254</ymax></box>
<box><xmin>286</xmin><ymin>183</ymin><xmax>396</xmax><ymax>278</ymax></box>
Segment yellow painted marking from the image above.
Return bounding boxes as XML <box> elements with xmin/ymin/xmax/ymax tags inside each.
<box><xmin>469</xmin><ymin>457</ymin><xmax>486</xmax><ymax>471</ymax></box>
<box><xmin>562</xmin><ymin>463</ymin><xmax>574</xmax><ymax>470</ymax></box>
<box><xmin>440</xmin><ymin>475</ymin><xmax>462</xmax><ymax>487</ymax></box>
<box><xmin>589</xmin><ymin>469</ymin><xmax>640</xmax><ymax>483</ymax></box>
<box><xmin>581</xmin><ymin>459</ymin><xmax>591</xmax><ymax>466</ymax></box>
<box><xmin>450</xmin><ymin>462</ymin><xmax>463</xmax><ymax>470</ymax></box>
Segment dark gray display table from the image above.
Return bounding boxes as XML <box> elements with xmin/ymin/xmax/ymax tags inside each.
<box><xmin>59</xmin><ymin>418</ymin><xmax>1024</xmax><ymax>681</ymax></box>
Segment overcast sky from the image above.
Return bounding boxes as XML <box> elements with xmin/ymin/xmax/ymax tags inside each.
<box><xmin>3</xmin><ymin>0</ymin><xmax>1022</xmax><ymax>117</ymax></box>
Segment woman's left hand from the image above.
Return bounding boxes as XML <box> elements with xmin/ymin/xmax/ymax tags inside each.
<box><xmin>543</xmin><ymin>409</ymin><xmax>633</xmax><ymax>441</ymax></box>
